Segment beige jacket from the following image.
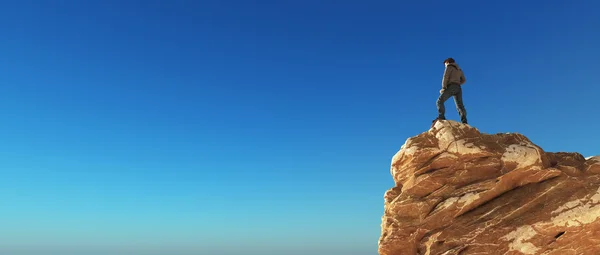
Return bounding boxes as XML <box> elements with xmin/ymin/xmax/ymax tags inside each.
<box><xmin>442</xmin><ymin>63</ymin><xmax>466</xmax><ymax>88</ymax></box>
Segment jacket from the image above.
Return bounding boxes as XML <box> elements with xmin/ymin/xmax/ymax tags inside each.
<box><xmin>442</xmin><ymin>63</ymin><xmax>466</xmax><ymax>88</ymax></box>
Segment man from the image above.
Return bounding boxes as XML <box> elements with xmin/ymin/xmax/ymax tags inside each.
<box><xmin>434</xmin><ymin>57</ymin><xmax>468</xmax><ymax>124</ymax></box>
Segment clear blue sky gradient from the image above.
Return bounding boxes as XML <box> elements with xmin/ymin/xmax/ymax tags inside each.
<box><xmin>0</xmin><ymin>1</ymin><xmax>599</xmax><ymax>255</ymax></box>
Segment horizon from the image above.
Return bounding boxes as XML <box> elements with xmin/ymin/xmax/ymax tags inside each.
<box><xmin>0</xmin><ymin>1</ymin><xmax>599</xmax><ymax>255</ymax></box>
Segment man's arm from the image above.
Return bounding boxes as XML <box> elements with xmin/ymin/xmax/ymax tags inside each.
<box><xmin>442</xmin><ymin>66</ymin><xmax>452</xmax><ymax>89</ymax></box>
<box><xmin>460</xmin><ymin>70</ymin><xmax>466</xmax><ymax>84</ymax></box>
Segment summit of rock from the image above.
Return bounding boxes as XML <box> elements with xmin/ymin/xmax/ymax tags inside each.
<box><xmin>378</xmin><ymin>120</ymin><xmax>600</xmax><ymax>255</ymax></box>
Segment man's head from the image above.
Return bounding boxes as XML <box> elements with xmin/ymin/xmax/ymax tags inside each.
<box><xmin>443</xmin><ymin>57</ymin><xmax>455</xmax><ymax>66</ymax></box>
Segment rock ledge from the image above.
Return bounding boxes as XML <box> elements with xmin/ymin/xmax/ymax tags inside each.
<box><xmin>378</xmin><ymin>120</ymin><xmax>600</xmax><ymax>255</ymax></box>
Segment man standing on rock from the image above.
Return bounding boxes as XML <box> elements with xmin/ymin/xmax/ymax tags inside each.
<box><xmin>434</xmin><ymin>57</ymin><xmax>468</xmax><ymax>124</ymax></box>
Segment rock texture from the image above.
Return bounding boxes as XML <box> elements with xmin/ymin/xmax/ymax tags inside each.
<box><xmin>378</xmin><ymin>120</ymin><xmax>600</xmax><ymax>255</ymax></box>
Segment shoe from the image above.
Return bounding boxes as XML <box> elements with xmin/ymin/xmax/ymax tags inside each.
<box><xmin>431</xmin><ymin>117</ymin><xmax>444</xmax><ymax>128</ymax></box>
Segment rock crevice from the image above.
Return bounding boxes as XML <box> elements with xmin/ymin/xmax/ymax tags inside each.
<box><xmin>379</xmin><ymin>120</ymin><xmax>600</xmax><ymax>255</ymax></box>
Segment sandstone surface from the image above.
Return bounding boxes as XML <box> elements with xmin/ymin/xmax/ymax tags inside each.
<box><xmin>378</xmin><ymin>120</ymin><xmax>600</xmax><ymax>255</ymax></box>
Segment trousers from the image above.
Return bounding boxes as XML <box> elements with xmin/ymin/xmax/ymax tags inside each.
<box><xmin>437</xmin><ymin>83</ymin><xmax>467</xmax><ymax>123</ymax></box>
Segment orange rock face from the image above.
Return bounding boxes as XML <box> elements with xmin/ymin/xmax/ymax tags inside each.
<box><xmin>378</xmin><ymin>120</ymin><xmax>600</xmax><ymax>255</ymax></box>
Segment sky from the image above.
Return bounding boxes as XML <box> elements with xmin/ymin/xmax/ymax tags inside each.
<box><xmin>0</xmin><ymin>0</ymin><xmax>598</xmax><ymax>255</ymax></box>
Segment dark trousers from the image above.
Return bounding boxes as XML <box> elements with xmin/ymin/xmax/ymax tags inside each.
<box><xmin>437</xmin><ymin>83</ymin><xmax>467</xmax><ymax>123</ymax></box>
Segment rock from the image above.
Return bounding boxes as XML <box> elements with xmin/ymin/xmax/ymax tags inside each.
<box><xmin>378</xmin><ymin>120</ymin><xmax>600</xmax><ymax>255</ymax></box>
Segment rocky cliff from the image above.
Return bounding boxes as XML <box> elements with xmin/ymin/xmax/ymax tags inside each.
<box><xmin>378</xmin><ymin>120</ymin><xmax>600</xmax><ymax>255</ymax></box>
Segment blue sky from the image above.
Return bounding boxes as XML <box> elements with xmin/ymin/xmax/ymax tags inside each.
<box><xmin>0</xmin><ymin>0</ymin><xmax>598</xmax><ymax>255</ymax></box>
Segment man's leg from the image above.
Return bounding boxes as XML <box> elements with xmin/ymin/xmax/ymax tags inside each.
<box><xmin>453</xmin><ymin>86</ymin><xmax>468</xmax><ymax>124</ymax></box>
<box><xmin>436</xmin><ymin>88</ymin><xmax>453</xmax><ymax>120</ymax></box>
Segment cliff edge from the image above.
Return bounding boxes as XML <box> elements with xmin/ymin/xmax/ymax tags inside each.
<box><xmin>378</xmin><ymin>120</ymin><xmax>600</xmax><ymax>255</ymax></box>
